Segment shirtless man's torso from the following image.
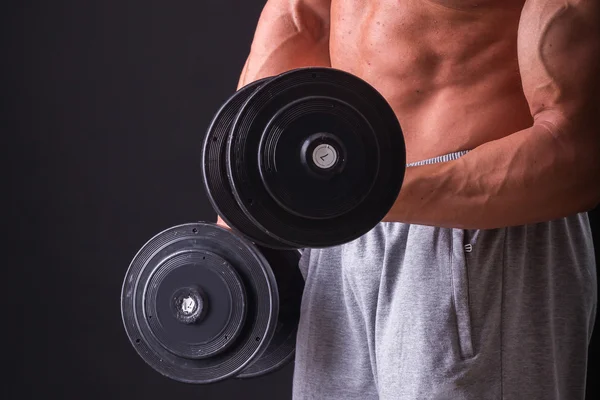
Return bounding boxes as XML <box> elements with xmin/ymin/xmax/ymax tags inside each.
<box><xmin>219</xmin><ymin>1</ymin><xmax>600</xmax><ymax>398</ymax></box>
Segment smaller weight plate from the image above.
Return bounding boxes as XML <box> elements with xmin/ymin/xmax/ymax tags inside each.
<box><xmin>121</xmin><ymin>223</ymin><xmax>279</xmax><ymax>384</ymax></box>
<box><xmin>144</xmin><ymin>249</ymin><xmax>246</xmax><ymax>359</ymax></box>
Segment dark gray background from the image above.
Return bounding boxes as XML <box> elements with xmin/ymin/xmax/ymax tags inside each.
<box><xmin>4</xmin><ymin>1</ymin><xmax>598</xmax><ymax>399</ymax></box>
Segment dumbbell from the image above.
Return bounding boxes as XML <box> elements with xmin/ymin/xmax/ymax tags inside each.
<box><xmin>202</xmin><ymin>67</ymin><xmax>406</xmax><ymax>250</ymax></box>
<box><xmin>121</xmin><ymin>68</ymin><xmax>405</xmax><ymax>383</ymax></box>
<box><xmin>121</xmin><ymin>222</ymin><xmax>304</xmax><ymax>383</ymax></box>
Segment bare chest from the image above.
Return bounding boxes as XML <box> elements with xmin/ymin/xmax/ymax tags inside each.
<box><xmin>329</xmin><ymin>0</ymin><xmax>531</xmax><ymax>163</ymax></box>
<box><xmin>421</xmin><ymin>0</ymin><xmax>508</xmax><ymax>10</ymax></box>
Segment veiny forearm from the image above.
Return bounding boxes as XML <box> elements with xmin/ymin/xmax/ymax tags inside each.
<box><xmin>239</xmin><ymin>34</ymin><xmax>330</xmax><ymax>88</ymax></box>
<box><xmin>237</xmin><ymin>0</ymin><xmax>331</xmax><ymax>88</ymax></box>
<box><xmin>384</xmin><ymin>0</ymin><xmax>600</xmax><ymax>230</ymax></box>
<box><xmin>384</xmin><ymin>114</ymin><xmax>600</xmax><ymax>229</ymax></box>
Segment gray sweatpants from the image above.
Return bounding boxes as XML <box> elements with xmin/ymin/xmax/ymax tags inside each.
<box><xmin>292</xmin><ymin>151</ymin><xmax>598</xmax><ymax>399</ymax></box>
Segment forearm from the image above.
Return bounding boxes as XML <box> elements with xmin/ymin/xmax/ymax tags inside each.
<box><xmin>240</xmin><ymin>34</ymin><xmax>330</xmax><ymax>85</ymax></box>
<box><xmin>237</xmin><ymin>0</ymin><xmax>331</xmax><ymax>88</ymax></box>
<box><xmin>384</xmin><ymin>0</ymin><xmax>600</xmax><ymax>230</ymax></box>
<box><xmin>384</xmin><ymin>114</ymin><xmax>600</xmax><ymax>229</ymax></box>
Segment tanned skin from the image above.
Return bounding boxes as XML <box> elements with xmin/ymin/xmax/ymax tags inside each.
<box><xmin>218</xmin><ymin>0</ymin><xmax>600</xmax><ymax>231</ymax></box>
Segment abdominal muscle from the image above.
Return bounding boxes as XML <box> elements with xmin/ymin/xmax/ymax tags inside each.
<box><xmin>329</xmin><ymin>0</ymin><xmax>533</xmax><ymax>163</ymax></box>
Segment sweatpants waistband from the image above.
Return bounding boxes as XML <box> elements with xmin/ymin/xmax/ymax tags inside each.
<box><xmin>406</xmin><ymin>150</ymin><xmax>471</xmax><ymax>167</ymax></box>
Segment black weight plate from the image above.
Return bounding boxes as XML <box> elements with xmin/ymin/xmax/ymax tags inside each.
<box><xmin>121</xmin><ymin>222</ymin><xmax>279</xmax><ymax>384</ymax></box>
<box><xmin>146</xmin><ymin>248</ymin><xmax>247</xmax><ymax>360</ymax></box>
<box><xmin>145</xmin><ymin>248</ymin><xmax>246</xmax><ymax>360</ymax></box>
<box><xmin>202</xmin><ymin>78</ymin><xmax>290</xmax><ymax>250</ymax></box>
<box><xmin>227</xmin><ymin>67</ymin><xmax>406</xmax><ymax>248</ymax></box>
<box><xmin>237</xmin><ymin>248</ymin><xmax>304</xmax><ymax>378</ymax></box>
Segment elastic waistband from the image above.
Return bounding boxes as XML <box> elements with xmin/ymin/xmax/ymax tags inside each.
<box><xmin>406</xmin><ymin>150</ymin><xmax>471</xmax><ymax>167</ymax></box>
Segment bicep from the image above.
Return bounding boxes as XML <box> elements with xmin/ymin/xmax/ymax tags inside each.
<box><xmin>517</xmin><ymin>0</ymin><xmax>600</xmax><ymax>124</ymax></box>
<box><xmin>240</xmin><ymin>0</ymin><xmax>332</xmax><ymax>86</ymax></box>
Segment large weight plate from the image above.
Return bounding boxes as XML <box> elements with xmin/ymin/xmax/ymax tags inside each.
<box><xmin>237</xmin><ymin>248</ymin><xmax>304</xmax><ymax>378</ymax></box>
<box><xmin>121</xmin><ymin>223</ymin><xmax>279</xmax><ymax>383</ymax></box>
<box><xmin>227</xmin><ymin>67</ymin><xmax>406</xmax><ymax>248</ymax></box>
<box><xmin>202</xmin><ymin>78</ymin><xmax>289</xmax><ymax>249</ymax></box>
